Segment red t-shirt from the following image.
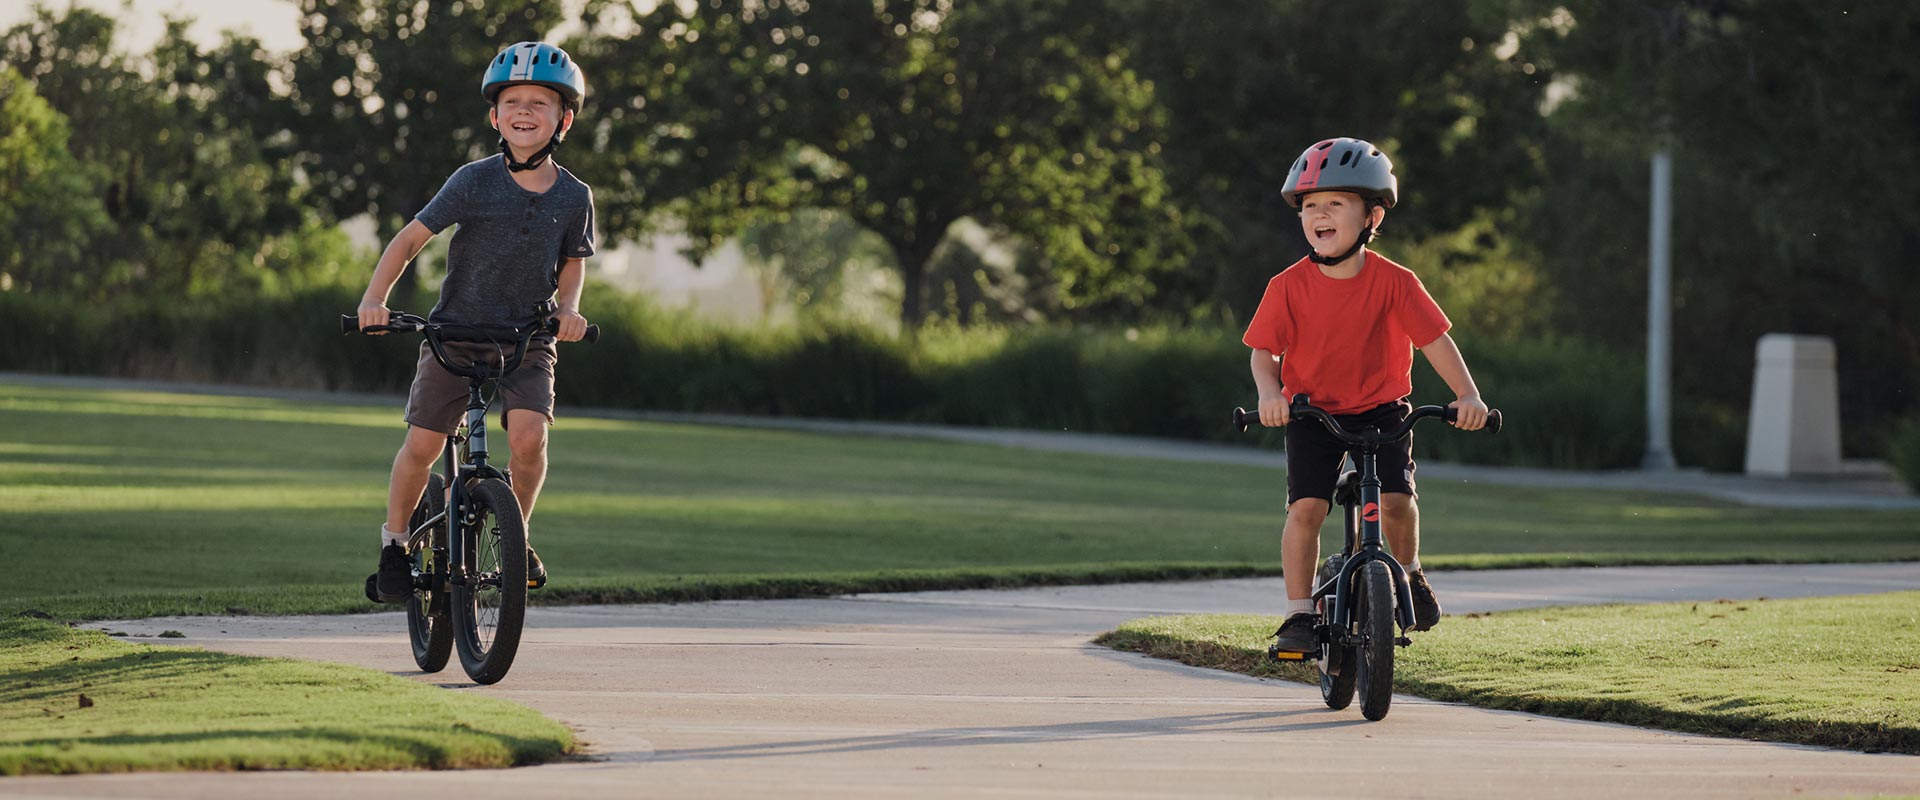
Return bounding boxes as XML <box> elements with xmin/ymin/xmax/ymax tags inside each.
<box><xmin>1241</xmin><ymin>251</ymin><xmax>1451</xmax><ymax>414</ymax></box>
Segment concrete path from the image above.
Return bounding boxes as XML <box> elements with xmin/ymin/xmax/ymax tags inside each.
<box><xmin>10</xmin><ymin>563</ymin><xmax>1919</xmax><ymax>799</ymax></box>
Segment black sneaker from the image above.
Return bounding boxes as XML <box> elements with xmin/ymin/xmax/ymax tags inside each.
<box><xmin>1407</xmin><ymin>569</ymin><xmax>1442</xmax><ymax>631</ymax></box>
<box><xmin>526</xmin><ymin>546</ymin><xmax>547</xmax><ymax>590</ymax></box>
<box><xmin>372</xmin><ymin>544</ymin><xmax>411</xmax><ymax>603</ymax></box>
<box><xmin>1267</xmin><ymin>612</ymin><xmax>1319</xmax><ymax>658</ymax></box>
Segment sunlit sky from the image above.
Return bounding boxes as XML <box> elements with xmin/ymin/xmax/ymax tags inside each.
<box><xmin>1</xmin><ymin>0</ymin><xmax>306</xmax><ymax>51</ymax></box>
<box><xmin>0</xmin><ymin>0</ymin><xmax>590</xmax><ymax>53</ymax></box>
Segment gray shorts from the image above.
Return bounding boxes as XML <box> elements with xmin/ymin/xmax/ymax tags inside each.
<box><xmin>402</xmin><ymin>339</ymin><xmax>558</xmax><ymax>434</ymax></box>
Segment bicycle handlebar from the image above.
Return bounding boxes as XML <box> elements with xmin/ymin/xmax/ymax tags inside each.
<box><xmin>339</xmin><ymin>312</ymin><xmax>599</xmax><ymax>344</ymax></box>
<box><xmin>1231</xmin><ymin>394</ymin><xmax>1502</xmax><ymax>441</ymax></box>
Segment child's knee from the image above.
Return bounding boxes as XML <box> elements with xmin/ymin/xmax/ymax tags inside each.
<box><xmin>507</xmin><ymin>426</ymin><xmax>548</xmax><ymax>458</ymax></box>
<box><xmin>1285</xmin><ymin>498</ymin><xmax>1331</xmax><ymax>526</ymax></box>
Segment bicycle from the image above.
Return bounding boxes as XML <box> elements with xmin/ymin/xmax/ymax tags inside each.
<box><xmin>1233</xmin><ymin>395</ymin><xmax>1501</xmax><ymax>720</ymax></box>
<box><xmin>342</xmin><ymin>310</ymin><xmax>598</xmax><ymax>684</ymax></box>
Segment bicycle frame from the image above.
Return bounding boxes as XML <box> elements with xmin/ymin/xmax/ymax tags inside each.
<box><xmin>412</xmin><ymin>374</ymin><xmax>512</xmax><ymax>597</ymax></box>
<box><xmin>1231</xmin><ymin>398</ymin><xmax>1502</xmax><ymax>644</ymax></box>
<box><xmin>1313</xmin><ymin>444</ymin><xmax>1418</xmax><ymax>639</ymax></box>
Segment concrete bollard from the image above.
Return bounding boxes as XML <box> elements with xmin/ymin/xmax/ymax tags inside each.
<box><xmin>1744</xmin><ymin>334</ymin><xmax>1842</xmax><ymax>477</ymax></box>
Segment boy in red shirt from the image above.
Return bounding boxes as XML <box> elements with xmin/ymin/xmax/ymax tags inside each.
<box><xmin>1242</xmin><ymin>137</ymin><xmax>1491</xmax><ymax>654</ymax></box>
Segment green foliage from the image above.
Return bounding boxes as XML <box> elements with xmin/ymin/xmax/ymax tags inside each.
<box><xmin>0</xmin><ymin>618</ymin><xmax>572</xmax><ymax>774</ymax></box>
<box><xmin>573</xmin><ymin>0</ymin><xmax>1190</xmax><ymax>326</ymax></box>
<box><xmin>280</xmin><ymin>0</ymin><xmax>565</xmax><ymax>258</ymax></box>
<box><xmin>1891</xmin><ymin>419</ymin><xmax>1920</xmax><ymax>493</ymax></box>
<box><xmin>2</xmin><ymin>8</ymin><xmax>335</xmax><ymax>299</ymax></box>
<box><xmin>0</xmin><ymin>65</ymin><xmax>110</xmax><ymax>292</ymax></box>
<box><xmin>4</xmin><ymin>286</ymin><xmax>1746</xmax><ymax>470</ymax></box>
<box><xmin>1105</xmin><ymin>0</ymin><xmax>1551</xmax><ymax>322</ymax></box>
<box><xmin>1510</xmin><ymin>0</ymin><xmax>1920</xmax><ymax>462</ymax></box>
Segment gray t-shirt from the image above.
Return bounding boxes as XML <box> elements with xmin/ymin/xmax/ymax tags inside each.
<box><xmin>414</xmin><ymin>154</ymin><xmax>595</xmax><ymax>329</ymax></box>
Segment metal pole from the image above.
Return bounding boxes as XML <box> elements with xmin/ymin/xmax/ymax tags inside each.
<box><xmin>1643</xmin><ymin>149</ymin><xmax>1677</xmax><ymax>471</ymax></box>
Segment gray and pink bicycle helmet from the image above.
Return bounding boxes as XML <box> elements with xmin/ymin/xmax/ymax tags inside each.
<box><xmin>1281</xmin><ymin>137</ymin><xmax>1398</xmax><ymax>209</ymax></box>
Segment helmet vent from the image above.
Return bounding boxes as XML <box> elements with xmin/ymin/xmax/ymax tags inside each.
<box><xmin>1319</xmin><ymin>158</ymin><xmax>1329</xmax><ymax>169</ymax></box>
<box><xmin>1339</xmin><ymin>151</ymin><xmax>1353</xmax><ymax>166</ymax></box>
<box><xmin>549</xmin><ymin>52</ymin><xmax>560</xmax><ymax>64</ymax></box>
<box><xmin>1316</xmin><ymin>141</ymin><xmax>1334</xmax><ymax>150</ymax></box>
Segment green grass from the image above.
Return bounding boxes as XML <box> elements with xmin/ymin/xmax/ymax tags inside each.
<box><xmin>1096</xmin><ymin>591</ymin><xmax>1920</xmax><ymax>754</ymax></box>
<box><xmin>0</xmin><ymin>617</ymin><xmax>572</xmax><ymax>774</ymax></box>
<box><xmin>4</xmin><ymin>379</ymin><xmax>1920</xmax><ymax>621</ymax></box>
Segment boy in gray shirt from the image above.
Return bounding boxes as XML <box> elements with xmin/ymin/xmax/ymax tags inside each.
<box><xmin>356</xmin><ymin>41</ymin><xmax>595</xmax><ymax>602</ymax></box>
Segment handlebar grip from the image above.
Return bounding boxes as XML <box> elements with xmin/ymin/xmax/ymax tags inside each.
<box><xmin>1232</xmin><ymin>407</ymin><xmax>1254</xmax><ymax>433</ymax></box>
<box><xmin>339</xmin><ymin>314</ymin><xmax>358</xmax><ymax>335</ymax></box>
<box><xmin>583</xmin><ymin>324</ymin><xmax>600</xmax><ymax>344</ymax></box>
<box><xmin>1442</xmin><ymin>406</ymin><xmax>1504</xmax><ymax>434</ymax></box>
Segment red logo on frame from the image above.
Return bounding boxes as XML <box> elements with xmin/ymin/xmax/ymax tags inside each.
<box><xmin>1362</xmin><ymin>502</ymin><xmax>1380</xmax><ymax>522</ymax></box>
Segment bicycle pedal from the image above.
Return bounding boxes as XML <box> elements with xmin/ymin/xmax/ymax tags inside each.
<box><xmin>1266</xmin><ymin>646</ymin><xmax>1311</xmax><ymax>662</ymax></box>
<box><xmin>1395</xmin><ymin>636</ymin><xmax>1412</xmax><ymax>647</ymax></box>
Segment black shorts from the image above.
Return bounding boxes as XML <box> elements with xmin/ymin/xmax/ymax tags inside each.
<box><xmin>1285</xmin><ymin>400</ymin><xmax>1417</xmax><ymax>506</ymax></box>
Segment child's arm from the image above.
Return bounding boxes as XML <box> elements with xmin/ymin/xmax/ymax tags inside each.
<box><xmin>1250</xmin><ymin>348</ymin><xmax>1290</xmax><ymax>427</ymax></box>
<box><xmin>356</xmin><ymin>220</ymin><xmax>436</xmax><ymax>333</ymax></box>
<box><xmin>1419</xmin><ymin>333</ymin><xmax>1490</xmax><ymax>430</ymax></box>
<box><xmin>552</xmin><ymin>257</ymin><xmax>590</xmax><ymax>342</ymax></box>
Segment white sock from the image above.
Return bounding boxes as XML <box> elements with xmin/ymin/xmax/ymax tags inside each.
<box><xmin>1406</xmin><ymin>559</ymin><xmax>1423</xmax><ymax>573</ymax></box>
<box><xmin>381</xmin><ymin>525</ymin><xmax>406</xmax><ymax>548</ymax></box>
<box><xmin>1286</xmin><ymin>598</ymin><xmax>1316</xmax><ymax>617</ymax></box>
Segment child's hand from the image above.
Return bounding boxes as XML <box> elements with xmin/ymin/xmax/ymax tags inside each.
<box><xmin>1449</xmin><ymin>395</ymin><xmax>1490</xmax><ymax>430</ymax></box>
<box><xmin>1258</xmin><ymin>394</ymin><xmax>1291</xmax><ymax>428</ymax></box>
<box><xmin>553</xmin><ymin>307</ymin><xmax>590</xmax><ymax>342</ymax></box>
<box><xmin>356</xmin><ymin>299</ymin><xmax>391</xmax><ymax>335</ymax></box>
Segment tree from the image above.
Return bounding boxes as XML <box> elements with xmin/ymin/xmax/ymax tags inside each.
<box><xmin>279</xmin><ymin>0</ymin><xmax>567</xmax><ymax>294</ymax></box>
<box><xmin>1508</xmin><ymin>0</ymin><xmax>1920</xmax><ymax>458</ymax></box>
<box><xmin>0</xmin><ymin>65</ymin><xmax>110</xmax><ymax>293</ymax></box>
<box><xmin>573</xmin><ymin>0</ymin><xmax>1190</xmax><ymax>327</ymax></box>
<box><xmin>1105</xmin><ymin>0</ymin><xmax>1553</xmax><ymax>323</ymax></box>
<box><xmin>3</xmin><ymin>6</ymin><xmax>324</xmax><ymax>297</ymax></box>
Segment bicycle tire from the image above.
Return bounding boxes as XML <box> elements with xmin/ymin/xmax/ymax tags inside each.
<box><xmin>1317</xmin><ymin>558</ymin><xmax>1356</xmax><ymax>710</ymax></box>
<box><xmin>1355</xmin><ymin>559</ymin><xmax>1397</xmax><ymax>720</ymax></box>
<box><xmin>406</xmin><ymin>473</ymin><xmax>452</xmax><ymax>673</ymax></box>
<box><xmin>451</xmin><ymin>477</ymin><xmax>527</xmax><ymax>685</ymax></box>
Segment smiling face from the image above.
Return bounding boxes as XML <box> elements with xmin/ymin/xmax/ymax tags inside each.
<box><xmin>1297</xmin><ymin>190</ymin><xmax>1382</xmax><ymax>260</ymax></box>
<box><xmin>490</xmin><ymin>84</ymin><xmax>572</xmax><ymax>152</ymax></box>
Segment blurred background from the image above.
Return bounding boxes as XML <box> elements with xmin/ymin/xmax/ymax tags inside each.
<box><xmin>2</xmin><ymin>0</ymin><xmax>1916</xmax><ymax>480</ymax></box>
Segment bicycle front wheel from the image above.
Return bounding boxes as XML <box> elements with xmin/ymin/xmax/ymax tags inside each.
<box><xmin>451</xmin><ymin>477</ymin><xmax>527</xmax><ymax>685</ymax></box>
<box><xmin>1355</xmin><ymin>560</ymin><xmax>1397</xmax><ymax>720</ymax></box>
<box><xmin>406</xmin><ymin>473</ymin><xmax>452</xmax><ymax>673</ymax></box>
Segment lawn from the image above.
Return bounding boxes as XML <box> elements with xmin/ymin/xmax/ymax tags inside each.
<box><xmin>0</xmin><ymin>617</ymin><xmax>571</xmax><ymax>774</ymax></box>
<box><xmin>4</xmin><ymin>379</ymin><xmax>1919</xmax><ymax>620</ymax></box>
<box><xmin>1097</xmin><ymin>591</ymin><xmax>1920</xmax><ymax>754</ymax></box>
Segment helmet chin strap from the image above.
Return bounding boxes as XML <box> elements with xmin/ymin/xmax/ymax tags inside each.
<box><xmin>500</xmin><ymin>136</ymin><xmax>560</xmax><ymax>172</ymax></box>
<box><xmin>1308</xmin><ymin>223</ymin><xmax>1374</xmax><ymax>266</ymax></box>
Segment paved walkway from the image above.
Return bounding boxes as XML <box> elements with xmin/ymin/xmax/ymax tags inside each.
<box><xmin>8</xmin><ymin>563</ymin><xmax>1917</xmax><ymax>800</ymax></box>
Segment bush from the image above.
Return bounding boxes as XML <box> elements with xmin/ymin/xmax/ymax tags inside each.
<box><xmin>0</xmin><ymin>287</ymin><xmax>1752</xmax><ymax>471</ymax></box>
<box><xmin>1891</xmin><ymin>419</ymin><xmax>1920</xmax><ymax>493</ymax></box>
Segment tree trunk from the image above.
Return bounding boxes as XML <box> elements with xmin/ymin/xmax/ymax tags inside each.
<box><xmin>899</xmin><ymin>255</ymin><xmax>927</xmax><ymax>329</ymax></box>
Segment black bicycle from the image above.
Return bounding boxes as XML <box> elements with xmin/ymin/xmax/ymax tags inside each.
<box><xmin>1233</xmin><ymin>395</ymin><xmax>1501</xmax><ymax>720</ymax></box>
<box><xmin>343</xmin><ymin>310</ymin><xmax>597</xmax><ymax>684</ymax></box>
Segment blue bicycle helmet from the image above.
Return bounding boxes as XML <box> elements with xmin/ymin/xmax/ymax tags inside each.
<box><xmin>481</xmin><ymin>41</ymin><xmax>586</xmax><ymax>111</ymax></box>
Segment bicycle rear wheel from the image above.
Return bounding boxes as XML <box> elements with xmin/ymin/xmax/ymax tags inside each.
<box><xmin>451</xmin><ymin>477</ymin><xmax>526</xmax><ymax>685</ymax></box>
<box><xmin>1355</xmin><ymin>559</ymin><xmax>1397</xmax><ymax>720</ymax></box>
<box><xmin>406</xmin><ymin>473</ymin><xmax>452</xmax><ymax>673</ymax></box>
